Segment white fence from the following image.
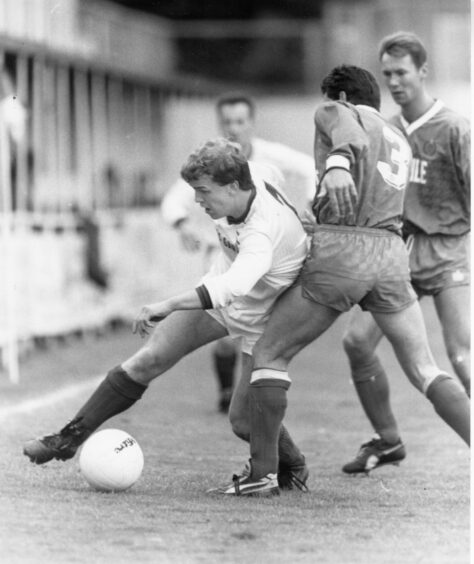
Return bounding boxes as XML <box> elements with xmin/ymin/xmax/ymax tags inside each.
<box><xmin>0</xmin><ymin>209</ymin><xmax>207</xmax><ymax>360</ymax></box>
<box><xmin>0</xmin><ymin>0</ymin><xmax>470</xmax><ymax>380</ymax></box>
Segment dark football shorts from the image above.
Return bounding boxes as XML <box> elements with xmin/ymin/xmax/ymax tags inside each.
<box><xmin>406</xmin><ymin>232</ymin><xmax>470</xmax><ymax>296</ymax></box>
<box><xmin>301</xmin><ymin>225</ymin><xmax>417</xmax><ymax>313</ymax></box>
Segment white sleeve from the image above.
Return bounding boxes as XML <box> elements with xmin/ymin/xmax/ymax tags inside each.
<box><xmin>266</xmin><ymin>143</ymin><xmax>317</xmax><ymax>201</ymax></box>
<box><xmin>249</xmin><ymin>161</ymin><xmax>285</xmax><ymax>189</ymax></box>
<box><xmin>160</xmin><ymin>178</ymin><xmax>194</xmax><ymax>227</ymax></box>
<box><xmin>202</xmin><ymin>229</ymin><xmax>273</xmax><ymax>308</ymax></box>
<box><xmin>276</xmin><ymin>144</ymin><xmax>314</xmax><ymax>176</ymax></box>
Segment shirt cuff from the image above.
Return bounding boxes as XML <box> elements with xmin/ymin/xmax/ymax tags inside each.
<box><xmin>326</xmin><ymin>154</ymin><xmax>351</xmax><ymax>171</ymax></box>
<box><xmin>195</xmin><ymin>285</ymin><xmax>213</xmax><ymax>309</ymax></box>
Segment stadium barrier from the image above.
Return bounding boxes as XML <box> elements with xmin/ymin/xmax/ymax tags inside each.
<box><xmin>0</xmin><ymin>208</ymin><xmax>205</xmax><ymax>351</ymax></box>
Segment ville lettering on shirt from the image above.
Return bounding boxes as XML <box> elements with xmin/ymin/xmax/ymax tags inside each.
<box><xmin>217</xmin><ymin>230</ymin><xmax>239</xmax><ymax>253</ymax></box>
<box><xmin>409</xmin><ymin>158</ymin><xmax>428</xmax><ymax>184</ymax></box>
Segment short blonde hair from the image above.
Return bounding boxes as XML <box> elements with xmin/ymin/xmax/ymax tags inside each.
<box><xmin>379</xmin><ymin>31</ymin><xmax>427</xmax><ymax>68</ymax></box>
<box><xmin>180</xmin><ymin>138</ymin><xmax>253</xmax><ymax>190</ymax></box>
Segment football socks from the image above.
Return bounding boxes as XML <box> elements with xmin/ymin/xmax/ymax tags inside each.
<box><xmin>278</xmin><ymin>425</ymin><xmax>306</xmax><ymax>471</ymax></box>
<box><xmin>350</xmin><ymin>355</ymin><xmax>401</xmax><ymax>445</ymax></box>
<box><xmin>73</xmin><ymin>366</ymin><xmax>147</xmax><ymax>435</ymax></box>
<box><xmin>426</xmin><ymin>374</ymin><xmax>470</xmax><ymax>445</ymax></box>
<box><xmin>249</xmin><ymin>377</ymin><xmax>290</xmax><ymax>479</ymax></box>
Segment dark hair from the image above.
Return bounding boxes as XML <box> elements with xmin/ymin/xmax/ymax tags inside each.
<box><xmin>321</xmin><ymin>65</ymin><xmax>381</xmax><ymax>111</ymax></box>
<box><xmin>378</xmin><ymin>31</ymin><xmax>427</xmax><ymax>69</ymax></box>
<box><xmin>216</xmin><ymin>92</ymin><xmax>256</xmax><ymax>119</ymax></box>
<box><xmin>180</xmin><ymin>137</ymin><xmax>253</xmax><ymax>190</ymax></box>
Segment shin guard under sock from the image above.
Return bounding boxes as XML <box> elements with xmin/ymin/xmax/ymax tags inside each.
<box><xmin>426</xmin><ymin>374</ymin><xmax>470</xmax><ymax>445</ymax></box>
<box><xmin>73</xmin><ymin>366</ymin><xmax>147</xmax><ymax>436</ymax></box>
<box><xmin>249</xmin><ymin>378</ymin><xmax>289</xmax><ymax>479</ymax></box>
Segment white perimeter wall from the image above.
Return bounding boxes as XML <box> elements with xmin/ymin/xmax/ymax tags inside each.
<box><xmin>1</xmin><ymin>84</ymin><xmax>470</xmax><ymax>348</ymax></box>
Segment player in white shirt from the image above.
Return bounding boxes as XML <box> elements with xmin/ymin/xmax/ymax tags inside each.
<box><xmin>24</xmin><ymin>138</ymin><xmax>309</xmax><ymax>496</ymax></box>
<box><xmin>161</xmin><ymin>92</ymin><xmax>315</xmax><ymax>413</ymax></box>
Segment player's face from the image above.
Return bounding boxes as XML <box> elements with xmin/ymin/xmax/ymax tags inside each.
<box><xmin>380</xmin><ymin>53</ymin><xmax>427</xmax><ymax>107</ymax></box>
<box><xmin>217</xmin><ymin>103</ymin><xmax>254</xmax><ymax>149</ymax></box>
<box><xmin>189</xmin><ymin>175</ymin><xmax>235</xmax><ymax>219</ymax></box>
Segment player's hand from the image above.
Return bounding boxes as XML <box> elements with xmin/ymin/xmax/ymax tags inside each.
<box><xmin>132</xmin><ymin>302</ymin><xmax>172</xmax><ymax>338</ymax></box>
<box><xmin>178</xmin><ymin>223</ymin><xmax>202</xmax><ymax>253</ymax></box>
<box><xmin>319</xmin><ymin>168</ymin><xmax>358</xmax><ymax>220</ymax></box>
<box><xmin>301</xmin><ymin>210</ymin><xmax>316</xmax><ymax>235</ymax></box>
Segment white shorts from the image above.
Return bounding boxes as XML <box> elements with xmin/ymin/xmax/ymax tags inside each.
<box><xmin>205</xmin><ymin>302</ymin><xmax>270</xmax><ymax>355</ymax></box>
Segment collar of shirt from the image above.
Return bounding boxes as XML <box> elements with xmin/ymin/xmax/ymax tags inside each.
<box><xmin>355</xmin><ymin>104</ymin><xmax>380</xmax><ymax>115</ymax></box>
<box><xmin>399</xmin><ymin>99</ymin><xmax>445</xmax><ymax>136</ymax></box>
<box><xmin>226</xmin><ymin>183</ymin><xmax>257</xmax><ymax>225</ymax></box>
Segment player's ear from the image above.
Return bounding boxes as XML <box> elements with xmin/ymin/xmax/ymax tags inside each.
<box><xmin>419</xmin><ymin>62</ymin><xmax>428</xmax><ymax>80</ymax></box>
<box><xmin>339</xmin><ymin>91</ymin><xmax>347</xmax><ymax>102</ymax></box>
<box><xmin>228</xmin><ymin>180</ymin><xmax>239</xmax><ymax>193</ymax></box>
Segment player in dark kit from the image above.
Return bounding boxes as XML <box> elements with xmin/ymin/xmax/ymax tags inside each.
<box><xmin>342</xmin><ymin>32</ymin><xmax>471</xmax><ymax>474</ymax></box>
<box><xmin>215</xmin><ymin>65</ymin><xmax>470</xmax><ymax>491</ymax></box>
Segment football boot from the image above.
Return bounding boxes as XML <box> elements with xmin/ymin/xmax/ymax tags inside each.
<box><xmin>342</xmin><ymin>435</ymin><xmax>406</xmax><ymax>474</ymax></box>
<box><xmin>208</xmin><ymin>461</ymin><xmax>279</xmax><ymax>497</ymax></box>
<box><xmin>23</xmin><ymin>417</ymin><xmax>90</xmax><ymax>464</ymax></box>
<box><xmin>278</xmin><ymin>459</ymin><xmax>310</xmax><ymax>492</ymax></box>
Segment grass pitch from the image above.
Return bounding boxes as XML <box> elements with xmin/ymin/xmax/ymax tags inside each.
<box><xmin>0</xmin><ymin>300</ymin><xmax>469</xmax><ymax>564</ymax></box>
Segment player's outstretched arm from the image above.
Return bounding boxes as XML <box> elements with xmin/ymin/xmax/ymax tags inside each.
<box><xmin>132</xmin><ymin>290</ymin><xmax>202</xmax><ymax>337</ymax></box>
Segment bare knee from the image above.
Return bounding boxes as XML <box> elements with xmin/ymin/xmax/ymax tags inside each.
<box><xmin>445</xmin><ymin>340</ymin><xmax>470</xmax><ymax>370</ymax></box>
<box><xmin>342</xmin><ymin>328</ymin><xmax>376</xmax><ymax>363</ymax></box>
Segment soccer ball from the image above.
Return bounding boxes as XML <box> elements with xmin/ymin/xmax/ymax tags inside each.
<box><xmin>79</xmin><ymin>429</ymin><xmax>144</xmax><ymax>492</ymax></box>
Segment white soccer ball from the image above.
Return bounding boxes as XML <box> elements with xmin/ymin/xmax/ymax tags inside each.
<box><xmin>79</xmin><ymin>429</ymin><xmax>144</xmax><ymax>492</ymax></box>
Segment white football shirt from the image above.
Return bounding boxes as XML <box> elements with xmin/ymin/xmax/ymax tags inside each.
<box><xmin>196</xmin><ymin>169</ymin><xmax>308</xmax><ymax>353</ymax></box>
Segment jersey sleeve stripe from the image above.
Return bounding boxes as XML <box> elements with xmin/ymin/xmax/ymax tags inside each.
<box><xmin>195</xmin><ymin>285</ymin><xmax>213</xmax><ymax>309</ymax></box>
